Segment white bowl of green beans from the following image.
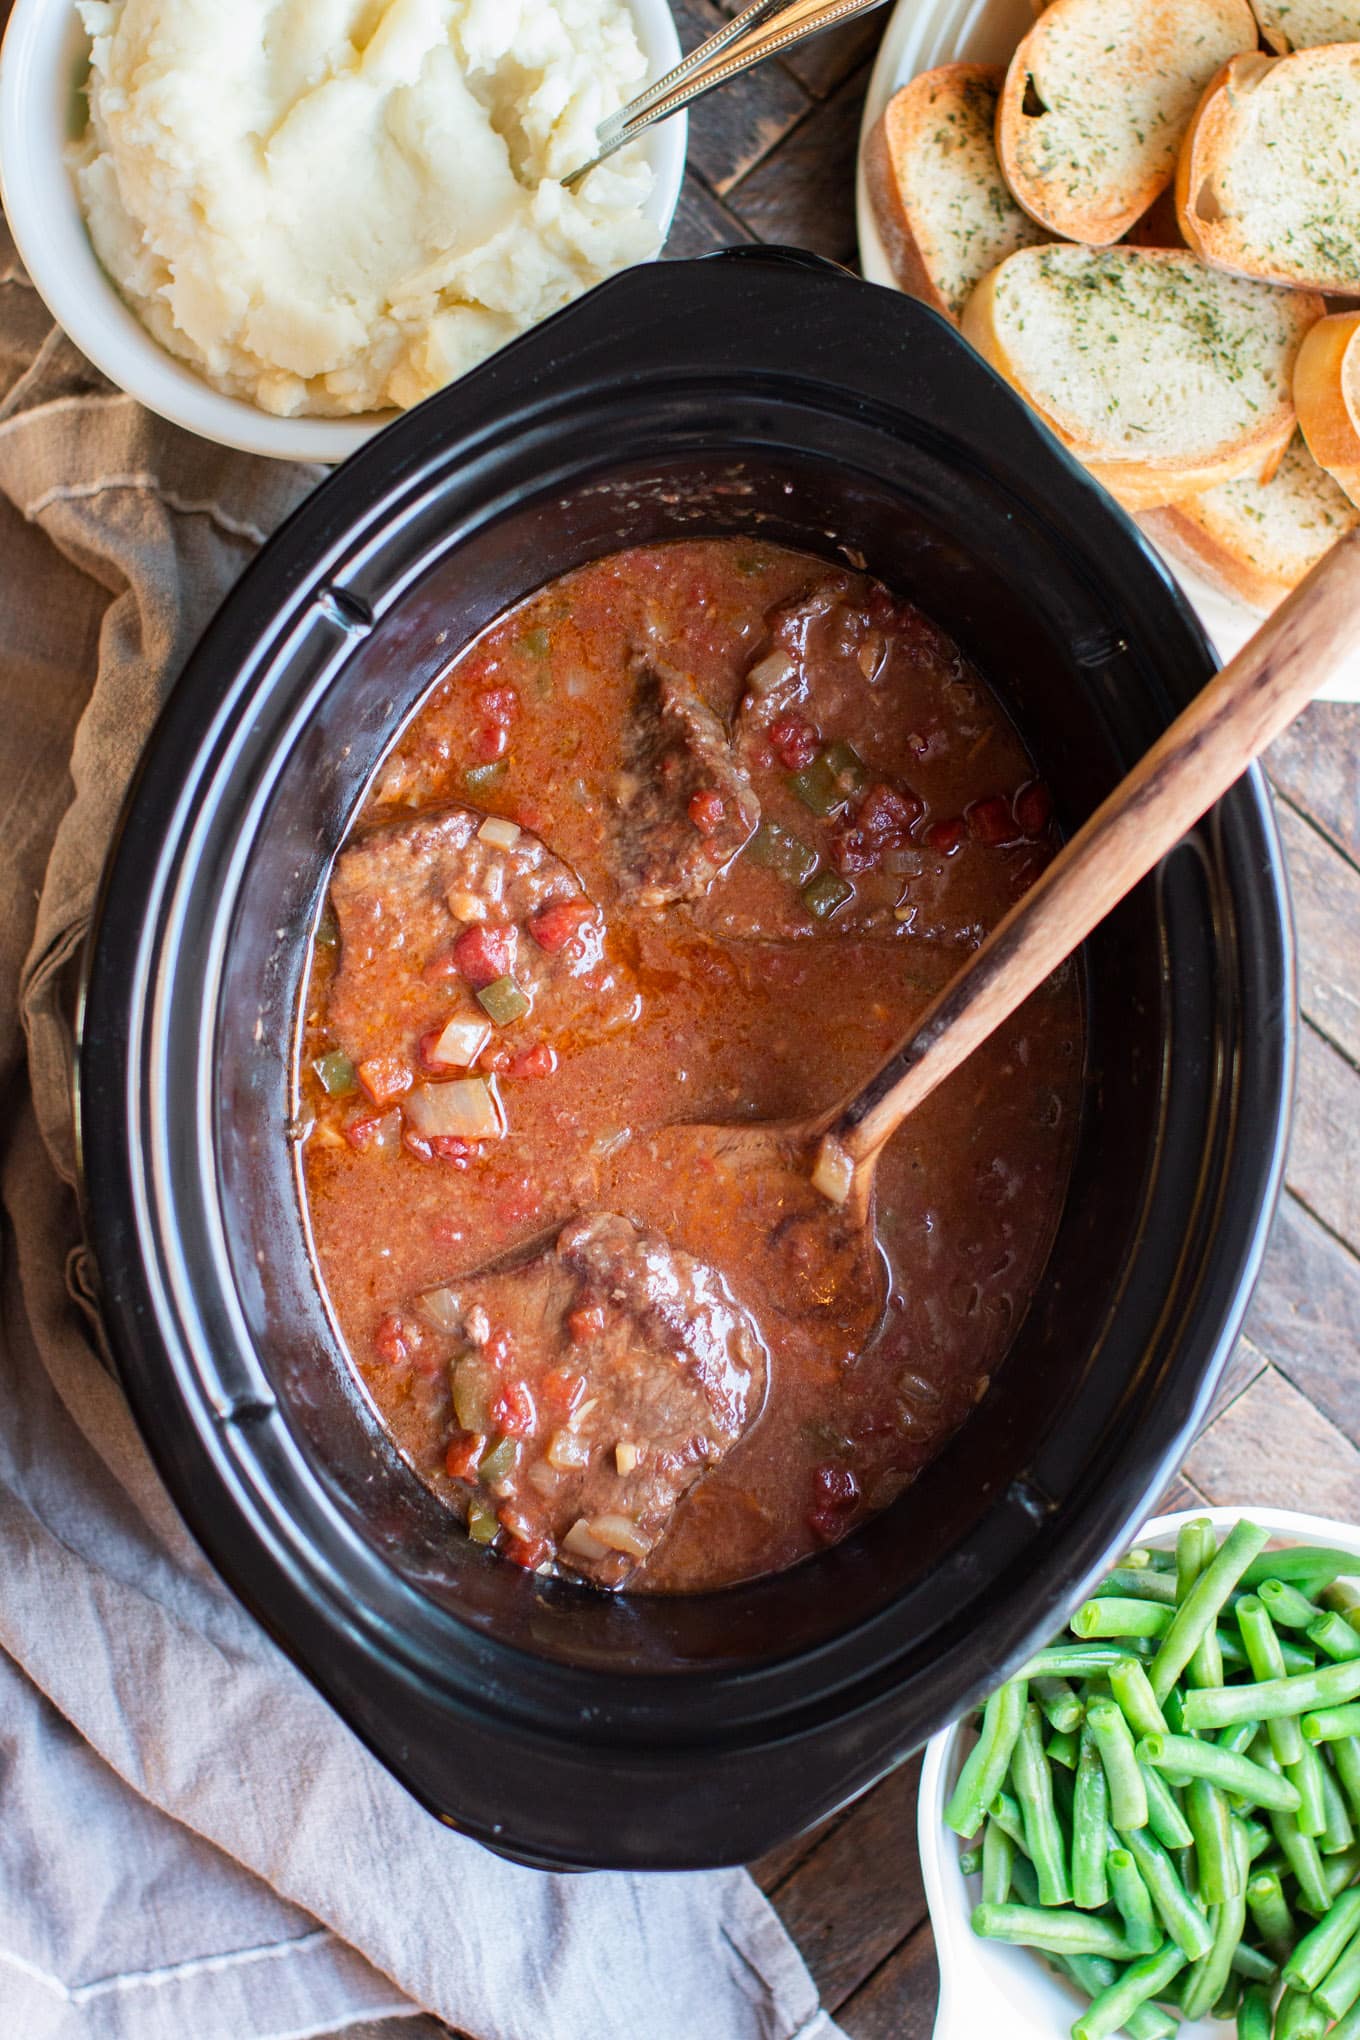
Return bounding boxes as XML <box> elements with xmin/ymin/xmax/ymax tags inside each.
<box><xmin>919</xmin><ymin>1508</ymin><xmax>1360</xmax><ymax>2040</ymax></box>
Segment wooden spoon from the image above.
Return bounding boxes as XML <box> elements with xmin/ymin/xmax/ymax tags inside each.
<box><xmin>601</xmin><ymin>527</ymin><xmax>1360</xmax><ymax>1341</ymax></box>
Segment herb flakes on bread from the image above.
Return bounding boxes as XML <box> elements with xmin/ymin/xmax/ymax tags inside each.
<box><xmin>1177</xmin><ymin>47</ymin><xmax>1360</xmax><ymax>292</ymax></box>
<box><xmin>1249</xmin><ymin>0</ymin><xmax>1360</xmax><ymax>51</ymax></box>
<box><xmin>997</xmin><ymin>0</ymin><xmax>1259</xmax><ymax>246</ymax></box>
<box><xmin>1141</xmin><ymin>430</ymin><xmax>1358</xmax><ymax>604</ymax></box>
<box><xmin>1295</xmin><ymin>308</ymin><xmax>1360</xmax><ymax>502</ymax></box>
<box><xmin>866</xmin><ymin>66</ymin><xmax>1049</xmax><ymax>322</ymax></box>
<box><xmin>961</xmin><ymin>244</ymin><xmax>1322</xmax><ymax>507</ymax></box>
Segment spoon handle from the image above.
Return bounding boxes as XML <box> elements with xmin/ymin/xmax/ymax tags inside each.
<box><xmin>826</xmin><ymin>525</ymin><xmax>1360</xmax><ymax>1185</ymax></box>
<box><xmin>565</xmin><ymin>0</ymin><xmax>891</xmax><ymax>186</ymax></box>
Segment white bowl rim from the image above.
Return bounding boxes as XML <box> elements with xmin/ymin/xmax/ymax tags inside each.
<box><xmin>0</xmin><ymin>0</ymin><xmax>687</xmax><ymax>464</ymax></box>
<box><xmin>917</xmin><ymin>1504</ymin><xmax>1360</xmax><ymax>2040</ymax></box>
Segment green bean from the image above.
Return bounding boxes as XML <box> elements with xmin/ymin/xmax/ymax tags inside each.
<box><xmin>1124</xmin><ymin>2008</ymin><xmax>1178</xmax><ymax>2040</ymax></box>
<box><xmin>1021</xmin><ymin>1644</ymin><xmax>1156</xmax><ymax>1678</ymax></box>
<box><xmin>1332</xmin><ymin>1996</ymin><xmax>1360</xmax><ymax>2040</ymax></box>
<box><xmin>1232</xmin><ymin>1942</ymin><xmax>1280</xmax><ymax>1980</ymax></box>
<box><xmin>1177</xmin><ymin>1518</ymin><xmax>1214</xmax><ymax>1596</ymax></box>
<box><xmin>1118</xmin><ymin>1823</ymin><xmax>1214</xmax><ymax>1960</ymax></box>
<box><xmin>989</xmin><ymin>1790</ymin><xmax>1030</xmax><ymax>1853</ymax></box>
<box><xmin>1221</xmin><ymin>1630</ymin><xmax>1317</xmax><ymax>1676</ymax></box>
<box><xmin>1087</xmin><ymin>1698</ymin><xmax>1149</xmax><ymax>1832</ymax></box>
<box><xmin>1315</xmin><ymin>1923</ymin><xmax>1360</xmax><ymax>2020</ymax></box>
<box><xmin>1056</xmin><ymin>1957</ymin><xmax>1180</xmax><ymax>2040</ymax></box>
<box><xmin>1215</xmin><ymin>1969</ymin><xmax>1244</xmax><ymax>2019</ymax></box>
<box><xmin>1289</xmin><ymin>1739</ymin><xmax>1328</xmax><ymax>1838</ymax></box>
<box><xmin>1107</xmin><ymin>1845</ymin><xmax>1160</xmax><ymax>1953</ymax></box>
<box><xmin>1152</xmin><ymin>1520</ymin><xmax>1271</xmax><ymax>1701</ymax></box>
<box><xmin>958</xmin><ymin>1845</ymin><xmax>983</xmax><ymax>1875</ymax></box>
<box><xmin>1319</xmin><ymin>1750</ymin><xmax>1354</xmax><ymax>1853</ymax></box>
<box><xmin>1260</xmin><ymin>1578</ymin><xmax>1325</xmax><ymax>1629</ymax></box>
<box><xmin>1184</xmin><ymin>1821</ymin><xmax>1251</xmax><ymax>2019</ymax></box>
<box><xmin>1308</xmin><ymin>1610</ymin><xmax>1360</xmax><ymax>1663</ymax></box>
<box><xmin>1237</xmin><ymin>1981</ymin><xmax>1272</xmax><ymax>2040</ymax></box>
<box><xmin>1141</xmin><ymin>1762</ymin><xmax>1194</xmax><ymax>1849</ymax></box>
<box><xmin>981</xmin><ymin>1817</ymin><xmax>1014</xmax><ymax>1905</ymax></box>
<box><xmin>1240</xmin><ymin>1547</ymin><xmax>1358</xmax><ymax>1591</ymax></box>
<box><xmin>1046</xmin><ymin>1727</ymin><xmax>1080</xmax><ymax>1770</ymax></box>
<box><xmin>1273</xmin><ymin>1984</ymin><xmax>1329</xmax><ymax>2038</ymax></box>
<box><xmin>1070</xmin><ymin>1939</ymin><xmax>1187</xmax><ymax>2040</ymax></box>
<box><xmin>969</xmin><ymin>1903</ymin><xmax>1134</xmax><ymax>1957</ymax></box>
<box><xmin>1248</xmin><ymin>1865</ymin><xmax>1297</xmax><ymax>1959</ymax></box>
<box><xmin>1012</xmin><ymin>1703</ymin><xmax>1071</xmax><ymax>1905</ymax></box>
<box><xmin>1137</xmin><ymin>1733</ymin><xmax>1302</xmax><ymax>1812</ymax></box>
<box><xmin>1186</xmin><ymin>1776</ymin><xmax>1240</xmax><ymax>1906</ymax></box>
<box><xmin>1096</xmin><ymin>1567</ymin><xmax>1180</xmax><ymax>1605</ymax></box>
<box><xmin>1323</xmin><ymin>1582</ymin><xmax>1360</xmax><ymax>1620</ymax></box>
<box><xmin>1109</xmin><ymin>1658</ymin><xmax>1169</xmax><ymax>1741</ymax></box>
<box><xmin>1072</xmin><ymin>1728</ymin><xmax>1110</xmax><ymax>1911</ymax></box>
<box><xmin>1239</xmin><ymin>1596</ymin><xmax>1307</xmax><ymax>1767</ymax></box>
<box><xmin>1334</xmin><ymin>1737</ymin><xmax>1360</xmax><ymax>1823</ymax></box>
<box><xmin>1269</xmin><ymin>1806</ymin><xmax>1333</xmax><ymax>1916</ymax></box>
<box><xmin>1242</xmin><ymin>1815</ymin><xmax>1273</xmax><ymax>1860</ymax></box>
<box><xmin>1304</xmin><ymin>1703</ymin><xmax>1360</xmax><ymax>1743</ymax></box>
<box><xmin>1327</xmin><ymin>1843</ymin><xmax>1360</xmax><ymax>1894</ymax></box>
<box><xmin>1181</xmin><ymin>1656</ymin><xmax>1360</xmax><ymax>1731</ymax></box>
<box><xmin>1073</xmin><ymin>1599</ymin><xmax>1174</xmax><ymax>1639</ymax></box>
<box><xmin>1010</xmin><ymin>1851</ymin><xmax>1040</xmax><ymax>1906</ymax></box>
<box><xmin>1033</xmin><ymin>1674</ymin><xmax>1084</xmax><ymax>1735</ymax></box>
<box><xmin>946</xmin><ymin>1679</ymin><xmax>1029</xmax><ymax>1836</ymax></box>
<box><xmin>1221</xmin><ymin>1719</ymin><xmax>1264</xmax><ymax>1757</ymax></box>
<box><xmin>1282</xmin><ymin>1884</ymin><xmax>1360</xmax><ymax>1991</ymax></box>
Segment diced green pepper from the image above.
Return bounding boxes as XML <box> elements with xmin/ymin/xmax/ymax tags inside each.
<box><xmin>788</xmin><ymin>755</ymin><xmax>846</xmax><ymax>817</ymax></box>
<box><xmin>803</xmin><ymin>870</ymin><xmax>853</xmax><ymax>920</ymax></box>
<box><xmin>466</xmin><ymin>1498</ymin><xmax>500</xmax><ymax>1545</ymax></box>
<box><xmin>451</xmin><ymin>1357</ymin><xmax>492</xmax><ymax>1434</ymax></box>
<box><xmin>478</xmin><ymin>1435</ymin><xmax>519</xmax><ymax>1485</ymax></box>
<box><xmin>519</xmin><ymin>626</ymin><xmax>550</xmax><ymax>660</ymax></box>
<box><xmin>465</xmin><ymin>760</ymin><xmax>508</xmax><ymax>794</ymax></box>
<box><xmin>314</xmin><ymin>904</ymin><xmax>339</xmax><ymax>949</ymax></box>
<box><xmin>312</xmin><ymin>1050</ymin><xmax>357</xmax><ymax>1097</ymax></box>
<box><xmin>477</xmin><ymin>974</ymin><xmax>531</xmax><ymax>1026</ymax></box>
<box><xmin>823</xmin><ymin>741</ymin><xmax>867</xmax><ymax>799</ymax></box>
<box><xmin>746</xmin><ymin>819</ymin><xmax>817</xmax><ymax>887</ymax></box>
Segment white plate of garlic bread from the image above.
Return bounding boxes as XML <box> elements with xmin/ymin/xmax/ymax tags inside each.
<box><xmin>857</xmin><ymin>0</ymin><xmax>1360</xmax><ymax>699</ymax></box>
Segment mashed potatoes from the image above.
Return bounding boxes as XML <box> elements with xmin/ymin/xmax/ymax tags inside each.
<box><xmin>71</xmin><ymin>0</ymin><xmax>659</xmax><ymax>417</ymax></box>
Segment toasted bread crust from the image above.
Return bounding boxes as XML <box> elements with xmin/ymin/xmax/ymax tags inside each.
<box><xmin>1176</xmin><ymin>48</ymin><xmax>1360</xmax><ymax>292</ymax></box>
<box><xmin>1141</xmin><ymin>434</ymin><xmax>1359</xmax><ymax>604</ymax></box>
<box><xmin>998</xmin><ymin>0</ymin><xmax>1258</xmax><ymax>245</ymax></box>
<box><xmin>866</xmin><ymin>66</ymin><xmax>1046</xmax><ymax>323</ymax></box>
<box><xmin>962</xmin><ymin>247</ymin><xmax>1317</xmax><ymax>508</ymax></box>
<box><xmin>1295</xmin><ymin>311</ymin><xmax>1360</xmax><ymax>505</ymax></box>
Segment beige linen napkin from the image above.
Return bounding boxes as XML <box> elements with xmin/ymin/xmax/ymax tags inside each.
<box><xmin>0</xmin><ymin>219</ymin><xmax>845</xmax><ymax>2040</ymax></box>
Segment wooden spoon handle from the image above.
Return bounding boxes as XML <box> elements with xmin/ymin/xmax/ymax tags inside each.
<box><xmin>829</xmin><ymin>525</ymin><xmax>1360</xmax><ymax>1179</ymax></box>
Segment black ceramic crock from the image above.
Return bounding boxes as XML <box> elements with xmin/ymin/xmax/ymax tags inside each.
<box><xmin>76</xmin><ymin>249</ymin><xmax>1294</xmax><ymax>1871</ymax></box>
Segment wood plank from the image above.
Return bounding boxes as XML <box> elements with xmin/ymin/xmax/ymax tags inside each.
<box><xmin>751</xmin><ymin>1808</ymin><xmax>842</xmax><ymax>1894</ymax></box>
<box><xmin>1288</xmin><ymin>1022</ymin><xmax>1360</xmax><ymax>1255</ymax></box>
<box><xmin>1182</xmin><ymin>1363</ymin><xmax>1360</xmax><ymax>1518</ymax></box>
<box><xmin>1158</xmin><ymin>1472</ymin><xmax>1211</xmax><ymax>1517</ymax></box>
<box><xmin>1207</xmin><ymin>1334</ymin><xmax>1269</xmax><ymax>1427</ymax></box>
<box><xmin>1268</xmin><ymin>703</ymin><xmax>1360</xmax><ymax>867</ymax></box>
<box><xmin>664</xmin><ymin>177</ymin><xmax>757</xmax><ymax>261</ymax></box>
<box><xmin>782</xmin><ymin>19</ymin><xmax>886</xmax><ymax>100</ymax></box>
<box><xmin>672</xmin><ymin>0</ymin><xmax>812</xmax><ymax>195</ymax></box>
<box><xmin>772</xmin><ymin>1755</ymin><xmax>927</xmax><ymax>2009</ymax></box>
<box><xmin>838</xmin><ymin>1922</ymin><xmax>940</xmax><ymax>2040</ymax></box>
<box><xmin>1244</xmin><ymin>1191</ymin><xmax>1360</xmax><ymax>1453</ymax></box>
<box><xmin>1277</xmin><ymin>799</ymin><xmax>1360</xmax><ymax>1064</ymax></box>
<box><xmin>721</xmin><ymin>68</ymin><xmax>869</xmax><ymax>264</ymax></box>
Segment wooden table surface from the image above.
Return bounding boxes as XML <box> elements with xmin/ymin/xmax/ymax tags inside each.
<box><xmin>667</xmin><ymin>5</ymin><xmax>1360</xmax><ymax>2033</ymax></box>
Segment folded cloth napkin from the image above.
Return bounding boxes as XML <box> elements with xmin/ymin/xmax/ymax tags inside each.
<box><xmin>0</xmin><ymin>220</ymin><xmax>846</xmax><ymax>2040</ymax></box>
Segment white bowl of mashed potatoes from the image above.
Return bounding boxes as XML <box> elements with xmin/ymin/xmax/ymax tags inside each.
<box><xmin>0</xmin><ymin>0</ymin><xmax>686</xmax><ymax>462</ymax></box>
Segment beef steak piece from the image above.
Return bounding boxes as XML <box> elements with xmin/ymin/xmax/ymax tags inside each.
<box><xmin>612</xmin><ymin>662</ymin><xmax>759</xmax><ymax>908</ymax></box>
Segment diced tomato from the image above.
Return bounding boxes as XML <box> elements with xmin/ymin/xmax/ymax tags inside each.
<box><xmin>510</xmin><ymin>1043</ymin><xmax>557</xmax><ymax>1080</ymax></box>
<box><xmin>374</xmin><ymin>1314</ymin><xmax>413</xmax><ymax>1366</ymax></box>
<box><xmin>832</xmin><ymin>781</ymin><xmax>923</xmax><ymax>876</ymax></box>
<box><xmin>445</xmin><ymin>1431</ymin><xmax>487</xmax><ymax>1480</ymax></box>
<box><xmin>1013</xmin><ymin>780</ymin><xmax>1053</xmax><ymax>837</ymax></box>
<box><xmin>568</xmin><ymin>1304</ymin><xmax>606</xmax><ymax>1343</ymax></box>
<box><xmin>491</xmin><ymin>1381</ymin><xmax>537</xmax><ymax>1437</ymax></box>
<box><xmin>515</xmin><ymin>803</ymin><xmax>545</xmax><ymax>834</ymax></box>
<box><xmin>967</xmin><ymin>795</ymin><xmax>1017</xmax><ymax>846</ymax></box>
<box><xmin>430</xmin><ymin>1135</ymin><xmax>483</xmax><ymax>1168</ymax></box>
<box><xmin>481</xmin><ymin>1043</ymin><xmax>514</xmax><ymax>1074</ymax></box>
<box><xmin>503</xmin><ymin>1532</ymin><xmax>551</xmax><ymax>1572</ymax></box>
<box><xmin>768</xmin><ymin>715</ymin><xmax>819</xmax><ymax>771</ymax></box>
<box><xmin>808</xmin><ymin>1461</ymin><xmax>860</xmax><ymax>1543</ymax></box>
<box><xmin>530</xmin><ymin>897</ymin><xmax>597</xmax><ymax>955</ymax></box>
<box><xmin>540</xmin><ymin>1367</ymin><xmax>587</xmax><ymax>1417</ymax></box>
<box><xmin>924</xmin><ymin>816</ymin><xmax>966</xmax><ymax>856</ymax></box>
<box><xmin>344</xmin><ymin>1112</ymin><xmax>391</xmax><ymax>1153</ymax></box>
<box><xmin>451</xmin><ymin>923</ymin><xmax>514</xmax><ymax>989</ymax></box>
<box><xmin>402</xmin><ymin>1128</ymin><xmax>435</xmax><ymax>1163</ymax></box>
<box><xmin>357</xmin><ymin>1055</ymin><xmax>413</xmax><ymax>1107</ymax></box>
<box><xmin>477</xmin><ymin>686</ymin><xmax>519</xmax><ymax>727</ymax></box>
<box><xmin>688</xmin><ymin>788</ymin><xmax>726</xmax><ymax>837</ymax></box>
<box><xmin>472</xmin><ymin>723</ymin><xmax>509</xmax><ymax>763</ymax></box>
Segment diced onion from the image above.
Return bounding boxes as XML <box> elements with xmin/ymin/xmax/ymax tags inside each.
<box><xmin>811</xmin><ymin>1135</ymin><xmax>855</xmax><ymax>1206</ymax></box>
<box><xmin>745</xmin><ymin>651</ymin><xmax>795</xmax><ymax>698</ymax></box>
<box><xmin>562</xmin><ymin>1518</ymin><xmax>610</xmax><ymax>1562</ymax></box>
<box><xmin>447</xmin><ymin>889</ymin><xmax>487</xmax><ymax>923</ymax></box>
<box><xmin>547</xmin><ymin>1428</ymin><xmax>591</xmax><ymax>1472</ymax></box>
<box><xmin>587</xmin><ymin>1514</ymin><xmax>652</xmax><ymax>1560</ymax></box>
<box><xmin>429</xmin><ymin>1015</ymin><xmax>492</xmax><ymax>1069</ymax></box>
<box><xmin>417</xmin><ymin>1285</ymin><xmax>463</xmax><ymax>1334</ymax></box>
<box><xmin>405</xmin><ymin>1077</ymin><xmax>505</xmax><ymax>1141</ymax></box>
<box><xmin>615</xmin><ymin>1441</ymin><xmax>639</xmax><ymax>1476</ymax></box>
<box><xmin>527</xmin><ymin>1461</ymin><xmax>560</xmax><ymax>1497</ymax></box>
<box><xmin>478</xmin><ymin>815</ymin><xmax>521</xmax><ymax>852</ymax></box>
